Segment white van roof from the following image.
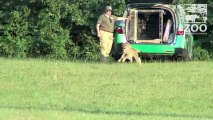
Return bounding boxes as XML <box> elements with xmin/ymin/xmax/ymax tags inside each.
<box><xmin>129</xmin><ymin>0</ymin><xmax>179</xmax><ymax>4</ymax></box>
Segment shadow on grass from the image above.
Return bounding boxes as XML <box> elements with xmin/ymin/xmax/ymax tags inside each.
<box><xmin>0</xmin><ymin>106</ymin><xmax>212</xmax><ymax>119</ymax></box>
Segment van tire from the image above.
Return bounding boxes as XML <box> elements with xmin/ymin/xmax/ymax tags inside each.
<box><xmin>112</xmin><ymin>43</ymin><xmax>123</xmax><ymax>61</ymax></box>
<box><xmin>179</xmin><ymin>37</ymin><xmax>193</xmax><ymax>61</ymax></box>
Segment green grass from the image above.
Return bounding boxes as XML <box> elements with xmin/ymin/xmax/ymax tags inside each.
<box><xmin>0</xmin><ymin>58</ymin><xmax>212</xmax><ymax>120</ymax></box>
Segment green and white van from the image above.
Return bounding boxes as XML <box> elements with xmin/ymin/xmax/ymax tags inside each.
<box><xmin>113</xmin><ymin>0</ymin><xmax>194</xmax><ymax>61</ymax></box>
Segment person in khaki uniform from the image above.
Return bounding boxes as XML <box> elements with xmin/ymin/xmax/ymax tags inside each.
<box><xmin>96</xmin><ymin>6</ymin><xmax>129</xmax><ymax>62</ymax></box>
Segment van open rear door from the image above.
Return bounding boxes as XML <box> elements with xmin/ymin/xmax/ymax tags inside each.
<box><xmin>127</xmin><ymin>10</ymin><xmax>136</xmax><ymax>41</ymax></box>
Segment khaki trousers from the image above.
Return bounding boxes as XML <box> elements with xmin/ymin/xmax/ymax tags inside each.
<box><xmin>99</xmin><ymin>30</ymin><xmax>113</xmax><ymax>57</ymax></box>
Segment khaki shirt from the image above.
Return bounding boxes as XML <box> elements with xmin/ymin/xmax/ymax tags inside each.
<box><xmin>97</xmin><ymin>14</ymin><xmax>118</xmax><ymax>33</ymax></box>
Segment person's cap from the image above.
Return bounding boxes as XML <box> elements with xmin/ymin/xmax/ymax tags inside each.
<box><xmin>105</xmin><ymin>6</ymin><xmax>112</xmax><ymax>11</ymax></box>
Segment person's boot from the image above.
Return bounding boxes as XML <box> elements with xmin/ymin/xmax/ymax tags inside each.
<box><xmin>101</xmin><ymin>55</ymin><xmax>108</xmax><ymax>62</ymax></box>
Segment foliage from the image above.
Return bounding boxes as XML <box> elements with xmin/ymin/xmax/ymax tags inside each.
<box><xmin>0</xmin><ymin>0</ymin><xmax>126</xmax><ymax>60</ymax></box>
<box><xmin>193</xmin><ymin>0</ymin><xmax>213</xmax><ymax>60</ymax></box>
<box><xmin>0</xmin><ymin>3</ymin><xmax>30</xmax><ymax>57</ymax></box>
<box><xmin>194</xmin><ymin>45</ymin><xmax>211</xmax><ymax>61</ymax></box>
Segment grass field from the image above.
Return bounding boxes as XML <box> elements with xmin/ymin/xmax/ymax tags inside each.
<box><xmin>0</xmin><ymin>58</ymin><xmax>212</xmax><ymax>120</ymax></box>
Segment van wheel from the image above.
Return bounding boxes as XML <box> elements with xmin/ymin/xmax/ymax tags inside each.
<box><xmin>182</xmin><ymin>37</ymin><xmax>193</xmax><ymax>61</ymax></box>
<box><xmin>112</xmin><ymin>43</ymin><xmax>123</xmax><ymax>61</ymax></box>
<box><xmin>174</xmin><ymin>37</ymin><xmax>193</xmax><ymax>61</ymax></box>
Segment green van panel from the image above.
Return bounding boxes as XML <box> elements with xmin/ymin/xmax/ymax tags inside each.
<box><xmin>131</xmin><ymin>44</ymin><xmax>175</xmax><ymax>54</ymax></box>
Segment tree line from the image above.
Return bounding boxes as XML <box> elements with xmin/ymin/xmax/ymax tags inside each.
<box><xmin>0</xmin><ymin>0</ymin><xmax>212</xmax><ymax>61</ymax></box>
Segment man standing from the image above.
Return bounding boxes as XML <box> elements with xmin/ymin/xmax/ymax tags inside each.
<box><xmin>96</xmin><ymin>6</ymin><xmax>129</xmax><ymax>62</ymax></box>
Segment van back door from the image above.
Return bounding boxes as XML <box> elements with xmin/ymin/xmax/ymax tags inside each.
<box><xmin>127</xmin><ymin>10</ymin><xmax>136</xmax><ymax>41</ymax></box>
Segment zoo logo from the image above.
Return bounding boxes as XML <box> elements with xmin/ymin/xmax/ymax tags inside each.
<box><xmin>182</xmin><ymin>4</ymin><xmax>207</xmax><ymax>35</ymax></box>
